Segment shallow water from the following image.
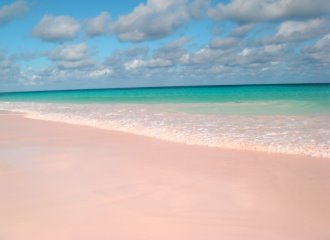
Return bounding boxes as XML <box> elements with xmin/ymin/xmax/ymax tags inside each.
<box><xmin>1</xmin><ymin>84</ymin><xmax>329</xmax><ymax>158</ymax></box>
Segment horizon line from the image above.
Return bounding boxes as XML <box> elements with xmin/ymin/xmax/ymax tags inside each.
<box><xmin>1</xmin><ymin>82</ymin><xmax>330</xmax><ymax>94</ymax></box>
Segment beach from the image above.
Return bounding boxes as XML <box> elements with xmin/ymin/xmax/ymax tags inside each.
<box><xmin>1</xmin><ymin>85</ymin><xmax>329</xmax><ymax>158</ymax></box>
<box><xmin>1</xmin><ymin>0</ymin><xmax>330</xmax><ymax>238</ymax></box>
<box><xmin>1</xmin><ymin>111</ymin><xmax>330</xmax><ymax>240</ymax></box>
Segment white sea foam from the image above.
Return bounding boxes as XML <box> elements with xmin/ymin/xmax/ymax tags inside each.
<box><xmin>1</xmin><ymin>101</ymin><xmax>330</xmax><ymax>158</ymax></box>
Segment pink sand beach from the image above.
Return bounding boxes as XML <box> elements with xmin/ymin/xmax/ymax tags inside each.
<box><xmin>1</xmin><ymin>112</ymin><xmax>330</xmax><ymax>240</ymax></box>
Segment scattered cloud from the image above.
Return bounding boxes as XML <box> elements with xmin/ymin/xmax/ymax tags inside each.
<box><xmin>0</xmin><ymin>0</ymin><xmax>28</xmax><ymax>26</ymax></box>
<box><xmin>0</xmin><ymin>52</ymin><xmax>19</xmax><ymax>78</ymax></box>
<box><xmin>113</xmin><ymin>36</ymin><xmax>272</xmax><ymax>76</ymax></box>
<box><xmin>230</xmin><ymin>24</ymin><xmax>255</xmax><ymax>37</ymax></box>
<box><xmin>106</xmin><ymin>46</ymin><xmax>149</xmax><ymax>70</ymax></box>
<box><xmin>33</xmin><ymin>15</ymin><xmax>81</xmax><ymax>42</ymax></box>
<box><xmin>49</xmin><ymin>43</ymin><xmax>96</xmax><ymax>70</ymax></box>
<box><xmin>110</xmin><ymin>0</ymin><xmax>190</xmax><ymax>42</ymax></box>
<box><xmin>2</xmin><ymin>0</ymin><xmax>330</xmax><ymax>91</ymax></box>
<box><xmin>0</xmin><ymin>52</ymin><xmax>23</xmax><ymax>89</ymax></box>
<box><xmin>50</xmin><ymin>43</ymin><xmax>89</xmax><ymax>61</ymax></box>
<box><xmin>147</xmin><ymin>58</ymin><xmax>173</xmax><ymax>68</ymax></box>
<box><xmin>209</xmin><ymin>0</ymin><xmax>330</xmax><ymax>23</ymax></box>
<box><xmin>236</xmin><ymin>44</ymin><xmax>288</xmax><ymax>65</ymax></box>
<box><xmin>24</xmin><ymin>65</ymin><xmax>112</xmax><ymax>84</ymax></box>
<box><xmin>263</xmin><ymin>18</ymin><xmax>329</xmax><ymax>43</ymax></box>
<box><xmin>10</xmin><ymin>51</ymin><xmax>46</xmax><ymax>61</ymax></box>
<box><xmin>188</xmin><ymin>0</ymin><xmax>210</xmax><ymax>19</ymax></box>
<box><xmin>303</xmin><ymin>33</ymin><xmax>330</xmax><ymax>65</ymax></box>
<box><xmin>82</xmin><ymin>0</ymin><xmax>210</xmax><ymax>41</ymax></box>
<box><xmin>124</xmin><ymin>59</ymin><xmax>145</xmax><ymax>70</ymax></box>
<box><xmin>154</xmin><ymin>37</ymin><xmax>190</xmax><ymax>60</ymax></box>
<box><xmin>48</xmin><ymin>43</ymin><xmax>112</xmax><ymax>79</ymax></box>
<box><xmin>12</xmin><ymin>43</ymin><xmax>113</xmax><ymax>88</ymax></box>
<box><xmin>86</xmin><ymin>67</ymin><xmax>112</xmax><ymax>79</ymax></box>
<box><xmin>85</xmin><ymin>11</ymin><xmax>111</xmax><ymax>37</ymax></box>
<box><xmin>209</xmin><ymin>37</ymin><xmax>240</xmax><ymax>49</ymax></box>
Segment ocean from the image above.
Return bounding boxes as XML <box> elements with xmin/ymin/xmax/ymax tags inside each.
<box><xmin>1</xmin><ymin>84</ymin><xmax>329</xmax><ymax>158</ymax></box>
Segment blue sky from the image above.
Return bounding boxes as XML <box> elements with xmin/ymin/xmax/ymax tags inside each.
<box><xmin>0</xmin><ymin>0</ymin><xmax>330</xmax><ymax>91</ymax></box>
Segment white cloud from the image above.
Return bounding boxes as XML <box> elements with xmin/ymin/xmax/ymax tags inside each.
<box><xmin>56</xmin><ymin>59</ymin><xmax>96</xmax><ymax>70</ymax></box>
<box><xmin>88</xmin><ymin>67</ymin><xmax>112</xmax><ymax>78</ymax></box>
<box><xmin>275</xmin><ymin>19</ymin><xmax>329</xmax><ymax>41</ymax></box>
<box><xmin>0</xmin><ymin>52</ymin><xmax>23</xmax><ymax>89</ymax></box>
<box><xmin>33</xmin><ymin>15</ymin><xmax>81</xmax><ymax>42</ymax></box>
<box><xmin>209</xmin><ymin>0</ymin><xmax>330</xmax><ymax>23</ymax></box>
<box><xmin>174</xmin><ymin>41</ymin><xmax>290</xmax><ymax>72</ymax></box>
<box><xmin>158</xmin><ymin>37</ymin><xmax>190</xmax><ymax>51</ymax></box>
<box><xmin>210</xmin><ymin>64</ymin><xmax>225</xmax><ymax>73</ymax></box>
<box><xmin>26</xmin><ymin>66</ymin><xmax>112</xmax><ymax>83</ymax></box>
<box><xmin>81</xmin><ymin>0</ymin><xmax>209</xmax><ymax>41</ymax></box>
<box><xmin>209</xmin><ymin>37</ymin><xmax>239</xmax><ymax>49</ymax></box>
<box><xmin>188</xmin><ymin>47</ymin><xmax>215</xmax><ymax>64</ymax></box>
<box><xmin>234</xmin><ymin>44</ymin><xmax>289</xmax><ymax>66</ymax></box>
<box><xmin>148</xmin><ymin>58</ymin><xmax>173</xmax><ymax>68</ymax></box>
<box><xmin>128</xmin><ymin>37</ymin><xmax>190</xmax><ymax>69</ymax></box>
<box><xmin>312</xmin><ymin>33</ymin><xmax>330</xmax><ymax>51</ymax></box>
<box><xmin>49</xmin><ymin>43</ymin><xmax>96</xmax><ymax>70</ymax></box>
<box><xmin>154</xmin><ymin>37</ymin><xmax>190</xmax><ymax>60</ymax></box>
<box><xmin>110</xmin><ymin>0</ymin><xmax>190</xmax><ymax>42</ymax></box>
<box><xmin>85</xmin><ymin>11</ymin><xmax>111</xmax><ymax>37</ymax></box>
<box><xmin>40</xmin><ymin>43</ymin><xmax>113</xmax><ymax>82</ymax></box>
<box><xmin>303</xmin><ymin>33</ymin><xmax>330</xmax><ymax>65</ymax></box>
<box><xmin>15</xmin><ymin>59</ymin><xmax>113</xmax><ymax>89</ymax></box>
<box><xmin>124</xmin><ymin>59</ymin><xmax>145</xmax><ymax>70</ymax></box>
<box><xmin>230</xmin><ymin>24</ymin><xmax>255</xmax><ymax>37</ymax></box>
<box><xmin>0</xmin><ymin>0</ymin><xmax>28</xmax><ymax>25</ymax></box>
<box><xmin>240</xmin><ymin>48</ymin><xmax>250</xmax><ymax>57</ymax></box>
<box><xmin>105</xmin><ymin>47</ymin><xmax>149</xmax><ymax>72</ymax></box>
<box><xmin>0</xmin><ymin>52</ymin><xmax>19</xmax><ymax>77</ymax></box>
<box><xmin>266</xmin><ymin>18</ymin><xmax>329</xmax><ymax>43</ymax></box>
<box><xmin>188</xmin><ymin>0</ymin><xmax>210</xmax><ymax>19</ymax></box>
<box><xmin>178</xmin><ymin>53</ymin><xmax>190</xmax><ymax>64</ymax></box>
<box><xmin>0</xmin><ymin>53</ymin><xmax>12</xmax><ymax>69</ymax></box>
<box><xmin>50</xmin><ymin>43</ymin><xmax>88</xmax><ymax>61</ymax></box>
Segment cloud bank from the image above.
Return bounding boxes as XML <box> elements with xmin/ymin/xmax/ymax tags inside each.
<box><xmin>1</xmin><ymin>0</ymin><xmax>330</xmax><ymax>91</ymax></box>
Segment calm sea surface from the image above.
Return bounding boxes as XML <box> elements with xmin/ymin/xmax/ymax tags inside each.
<box><xmin>1</xmin><ymin>84</ymin><xmax>329</xmax><ymax>158</ymax></box>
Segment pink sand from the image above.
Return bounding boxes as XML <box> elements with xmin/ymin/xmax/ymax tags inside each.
<box><xmin>0</xmin><ymin>112</ymin><xmax>330</xmax><ymax>240</ymax></box>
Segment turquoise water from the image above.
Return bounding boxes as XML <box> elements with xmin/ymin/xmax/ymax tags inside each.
<box><xmin>0</xmin><ymin>84</ymin><xmax>329</xmax><ymax>104</ymax></box>
<box><xmin>0</xmin><ymin>84</ymin><xmax>329</xmax><ymax>157</ymax></box>
<box><xmin>1</xmin><ymin>84</ymin><xmax>330</xmax><ymax>115</ymax></box>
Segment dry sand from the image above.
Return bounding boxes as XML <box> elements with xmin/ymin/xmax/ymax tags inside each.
<box><xmin>0</xmin><ymin>112</ymin><xmax>330</xmax><ymax>240</ymax></box>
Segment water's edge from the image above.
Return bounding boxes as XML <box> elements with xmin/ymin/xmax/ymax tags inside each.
<box><xmin>1</xmin><ymin>102</ymin><xmax>329</xmax><ymax>159</ymax></box>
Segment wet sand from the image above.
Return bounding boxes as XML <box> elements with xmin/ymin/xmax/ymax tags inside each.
<box><xmin>1</xmin><ymin>112</ymin><xmax>330</xmax><ymax>240</ymax></box>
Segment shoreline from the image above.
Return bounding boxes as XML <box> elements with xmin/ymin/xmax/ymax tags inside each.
<box><xmin>3</xmin><ymin>105</ymin><xmax>329</xmax><ymax>159</ymax></box>
<box><xmin>1</xmin><ymin>112</ymin><xmax>330</xmax><ymax>239</ymax></box>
